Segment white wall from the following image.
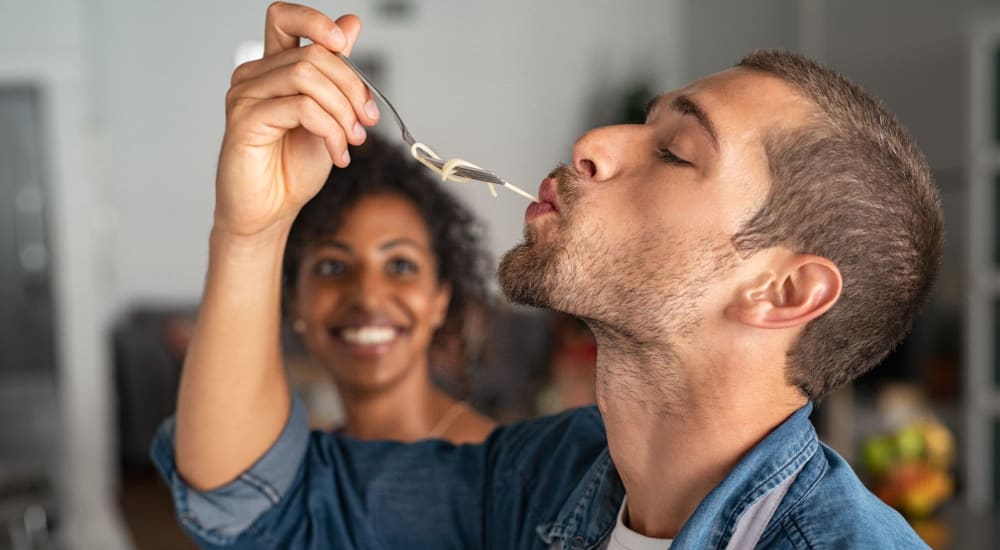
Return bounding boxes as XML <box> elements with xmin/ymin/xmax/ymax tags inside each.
<box><xmin>680</xmin><ymin>0</ymin><xmax>989</xmax><ymax>176</ymax></box>
<box><xmin>680</xmin><ymin>0</ymin><xmax>801</xmax><ymax>82</ymax></box>
<box><xmin>824</xmin><ymin>0</ymin><xmax>994</xmax><ymax>173</ymax></box>
<box><xmin>0</xmin><ymin>0</ymin><xmax>131</xmax><ymax>548</ymax></box>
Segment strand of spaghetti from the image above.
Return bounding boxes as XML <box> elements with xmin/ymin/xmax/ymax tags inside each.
<box><xmin>441</xmin><ymin>158</ymin><xmax>497</xmax><ymax>197</ymax></box>
<box><xmin>496</xmin><ymin>180</ymin><xmax>539</xmax><ymax>202</ymax></box>
<box><xmin>411</xmin><ymin>142</ymin><xmax>445</xmax><ymax>175</ymax></box>
<box><xmin>409</xmin><ymin>141</ymin><xmax>537</xmax><ymax>202</ymax></box>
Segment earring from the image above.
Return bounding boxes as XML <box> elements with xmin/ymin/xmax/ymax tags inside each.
<box><xmin>293</xmin><ymin>319</ymin><xmax>306</xmax><ymax>334</ymax></box>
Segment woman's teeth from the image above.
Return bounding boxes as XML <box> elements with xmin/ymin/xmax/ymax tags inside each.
<box><xmin>340</xmin><ymin>326</ymin><xmax>398</xmax><ymax>345</ymax></box>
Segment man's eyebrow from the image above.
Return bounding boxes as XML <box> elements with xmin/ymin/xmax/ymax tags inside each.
<box><xmin>672</xmin><ymin>95</ymin><xmax>719</xmax><ymax>149</ymax></box>
<box><xmin>644</xmin><ymin>94</ymin><xmax>662</xmax><ymax>118</ymax></box>
<box><xmin>646</xmin><ymin>93</ymin><xmax>720</xmax><ymax>150</ymax></box>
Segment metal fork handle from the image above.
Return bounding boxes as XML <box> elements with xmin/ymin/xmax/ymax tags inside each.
<box><xmin>336</xmin><ymin>52</ymin><xmax>416</xmax><ymax>146</ymax></box>
<box><xmin>337</xmin><ymin>53</ymin><xmax>508</xmax><ymax>188</ymax></box>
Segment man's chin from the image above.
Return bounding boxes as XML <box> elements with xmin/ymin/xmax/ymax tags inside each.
<box><xmin>497</xmin><ymin>240</ymin><xmax>554</xmax><ymax>308</ymax></box>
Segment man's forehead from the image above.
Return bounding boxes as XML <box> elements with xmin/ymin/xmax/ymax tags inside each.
<box><xmin>650</xmin><ymin>68</ymin><xmax>813</xmax><ymax>136</ymax></box>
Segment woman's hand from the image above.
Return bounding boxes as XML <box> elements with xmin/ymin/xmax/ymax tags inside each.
<box><xmin>214</xmin><ymin>1</ymin><xmax>380</xmax><ymax>240</ymax></box>
<box><xmin>176</xmin><ymin>2</ymin><xmax>381</xmax><ymax>491</ymax></box>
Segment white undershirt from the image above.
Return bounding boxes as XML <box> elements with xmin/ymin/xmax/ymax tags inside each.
<box><xmin>605</xmin><ymin>497</ymin><xmax>673</xmax><ymax>550</ymax></box>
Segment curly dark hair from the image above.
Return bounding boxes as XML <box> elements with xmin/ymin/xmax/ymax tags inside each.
<box><xmin>282</xmin><ymin>133</ymin><xmax>494</xmax><ymax>376</ymax></box>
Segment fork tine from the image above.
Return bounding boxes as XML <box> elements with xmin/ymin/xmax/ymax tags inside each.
<box><xmin>335</xmin><ymin>53</ymin><xmax>536</xmax><ymax>201</ymax></box>
<box><xmin>452</xmin><ymin>167</ymin><xmax>504</xmax><ymax>185</ymax></box>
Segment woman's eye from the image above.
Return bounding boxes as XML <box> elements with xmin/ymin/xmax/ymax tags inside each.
<box><xmin>387</xmin><ymin>258</ymin><xmax>418</xmax><ymax>276</ymax></box>
<box><xmin>314</xmin><ymin>259</ymin><xmax>347</xmax><ymax>277</ymax></box>
<box><xmin>658</xmin><ymin>148</ymin><xmax>692</xmax><ymax>166</ymax></box>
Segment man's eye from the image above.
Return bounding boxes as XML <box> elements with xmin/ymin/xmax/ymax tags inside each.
<box><xmin>315</xmin><ymin>259</ymin><xmax>347</xmax><ymax>277</ymax></box>
<box><xmin>657</xmin><ymin>148</ymin><xmax>692</xmax><ymax>166</ymax></box>
<box><xmin>387</xmin><ymin>258</ymin><xmax>418</xmax><ymax>276</ymax></box>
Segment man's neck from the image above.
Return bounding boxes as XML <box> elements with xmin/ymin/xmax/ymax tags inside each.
<box><xmin>593</xmin><ymin>338</ymin><xmax>807</xmax><ymax>539</ymax></box>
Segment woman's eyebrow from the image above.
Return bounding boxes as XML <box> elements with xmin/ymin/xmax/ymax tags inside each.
<box><xmin>378</xmin><ymin>237</ymin><xmax>429</xmax><ymax>252</ymax></box>
<box><xmin>313</xmin><ymin>239</ymin><xmax>351</xmax><ymax>253</ymax></box>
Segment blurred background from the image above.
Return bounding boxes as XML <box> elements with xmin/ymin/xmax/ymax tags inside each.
<box><xmin>0</xmin><ymin>0</ymin><xmax>995</xmax><ymax>548</ymax></box>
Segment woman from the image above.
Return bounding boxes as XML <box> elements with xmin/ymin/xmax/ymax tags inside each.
<box><xmin>281</xmin><ymin>133</ymin><xmax>496</xmax><ymax>444</ymax></box>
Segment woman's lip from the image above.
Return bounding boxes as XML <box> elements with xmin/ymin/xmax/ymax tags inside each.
<box><xmin>329</xmin><ymin>323</ymin><xmax>404</xmax><ymax>331</ymax></box>
<box><xmin>340</xmin><ymin>341</ymin><xmax>396</xmax><ymax>358</ymax></box>
<box><xmin>329</xmin><ymin>328</ymin><xmax>401</xmax><ymax>358</ymax></box>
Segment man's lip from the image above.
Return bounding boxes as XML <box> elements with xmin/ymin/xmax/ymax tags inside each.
<box><xmin>538</xmin><ymin>178</ymin><xmax>560</xmax><ymax>212</ymax></box>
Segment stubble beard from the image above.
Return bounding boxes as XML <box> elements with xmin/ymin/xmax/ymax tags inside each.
<box><xmin>499</xmin><ymin>225</ymin><xmax>567</xmax><ymax>310</ymax></box>
<box><xmin>498</xmin><ymin>164</ymin><xmax>582</xmax><ymax>314</ymax></box>
<box><xmin>498</xmin><ymin>164</ymin><xmax>725</xmax><ymax>340</ymax></box>
<box><xmin>497</xmin><ymin>167</ymin><xmax>740</xmax><ymax>410</ymax></box>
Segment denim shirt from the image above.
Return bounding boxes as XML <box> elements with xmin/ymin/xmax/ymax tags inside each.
<box><xmin>151</xmin><ymin>398</ymin><xmax>928</xmax><ymax>549</ymax></box>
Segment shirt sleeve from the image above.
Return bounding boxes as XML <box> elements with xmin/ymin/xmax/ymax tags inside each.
<box><xmin>149</xmin><ymin>395</ymin><xmax>310</xmax><ymax>547</ymax></box>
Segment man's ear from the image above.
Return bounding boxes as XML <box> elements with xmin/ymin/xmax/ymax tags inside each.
<box><xmin>728</xmin><ymin>254</ymin><xmax>842</xmax><ymax>329</ymax></box>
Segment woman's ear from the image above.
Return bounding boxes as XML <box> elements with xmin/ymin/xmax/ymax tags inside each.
<box><xmin>432</xmin><ymin>282</ymin><xmax>452</xmax><ymax>330</ymax></box>
<box><xmin>728</xmin><ymin>254</ymin><xmax>842</xmax><ymax>329</ymax></box>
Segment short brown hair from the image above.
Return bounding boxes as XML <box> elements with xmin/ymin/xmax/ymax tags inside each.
<box><xmin>732</xmin><ymin>50</ymin><xmax>944</xmax><ymax>400</ymax></box>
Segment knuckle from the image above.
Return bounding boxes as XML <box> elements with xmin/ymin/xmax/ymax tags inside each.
<box><xmin>229</xmin><ymin>97</ymin><xmax>257</xmax><ymax>118</ymax></box>
<box><xmin>230</xmin><ymin>61</ymin><xmax>254</xmax><ymax>86</ymax></box>
<box><xmin>224</xmin><ymin>86</ymin><xmax>238</xmax><ymax>107</ymax></box>
<box><xmin>295</xmin><ymin>95</ymin><xmax>318</xmax><ymax>113</ymax></box>
<box><xmin>226</xmin><ymin>97</ymin><xmax>253</xmax><ymax>120</ymax></box>
<box><xmin>289</xmin><ymin>60</ymin><xmax>316</xmax><ymax>81</ymax></box>
<box><xmin>266</xmin><ymin>1</ymin><xmax>285</xmax><ymax>18</ymax></box>
<box><xmin>302</xmin><ymin>43</ymin><xmax>326</xmax><ymax>63</ymax></box>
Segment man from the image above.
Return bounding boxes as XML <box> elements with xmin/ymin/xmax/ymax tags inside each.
<box><xmin>153</xmin><ymin>3</ymin><xmax>941</xmax><ymax>548</ymax></box>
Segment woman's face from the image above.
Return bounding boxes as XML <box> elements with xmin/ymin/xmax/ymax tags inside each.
<box><xmin>294</xmin><ymin>193</ymin><xmax>451</xmax><ymax>395</ymax></box>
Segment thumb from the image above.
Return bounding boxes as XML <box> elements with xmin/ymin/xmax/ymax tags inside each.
<box><xmin>336</xmin><ymin>14</ymin><xmax>362</xmax><ymax>56</ymax></box>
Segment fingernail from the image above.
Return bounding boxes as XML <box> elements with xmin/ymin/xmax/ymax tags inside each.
<box><xmin>353</xmin><ymin>122</ymin><xmax>366</xmax><ymax>141</ymax></box>
<box><xmin>341</xmin><ymin>150</ymin><xmax>350</xmax><ymax>165</ymax></box>
<box><xmin>330</xmin><ymin>26</ymin><xmax>346</xmax><ymax>48</ymax></box>
<box><xmin>364</xmin><ymin>99</ymin><xmax>379</xmax><ymax>120</ymax></box>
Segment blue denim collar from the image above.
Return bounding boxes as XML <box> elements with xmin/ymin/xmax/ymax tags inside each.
<box><xmin>537</xmin><ymin>402</ymin><xmax>818</xmax><ymax>550</ymax></box>
<box><xmin>535</xmin><ymin>446</ymin><xmax>624</xmax><ymax>549</ymax></box>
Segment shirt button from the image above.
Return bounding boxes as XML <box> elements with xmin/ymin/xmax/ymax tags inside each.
<box><xmin>569</xmin><ymin>536</ymin><xmax>586</xmax><ymax>549</ymax></box>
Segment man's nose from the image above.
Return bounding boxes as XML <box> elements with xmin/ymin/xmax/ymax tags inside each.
<box><xmin>571</xmin><ymin>124</ymin><xmax>636</xmax><ymax>182</ymax></box>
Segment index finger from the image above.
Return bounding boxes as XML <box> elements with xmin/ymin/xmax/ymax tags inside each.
<box><xmin>263</xmin><ymin>2</ymin><xmax>355</xmax><ymax>56</ymax></box>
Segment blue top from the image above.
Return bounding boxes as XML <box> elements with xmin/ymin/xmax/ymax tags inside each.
<box><xmin>151</xmin><ymin>397</ymin><xmax>929</xmax><ymax>549</ymax></box>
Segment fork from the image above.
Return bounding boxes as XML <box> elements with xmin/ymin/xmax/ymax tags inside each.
<box><xmin>335</xmin><ymin>52</ymin><xmax>538</xmax><ymax>202</ymax></box>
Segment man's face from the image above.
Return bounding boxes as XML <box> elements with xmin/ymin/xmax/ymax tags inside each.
<box><xmin>499</xmin><ymin>68</ymin><xmax>813</xmax><ymax>344</ymax></box>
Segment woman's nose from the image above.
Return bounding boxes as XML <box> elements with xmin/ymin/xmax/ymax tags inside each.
<box><xmin>351</xmin><ymin>269</ymin><xmax>386</xmax><ymax>310</ymax></box>
<box><xmin>571</xmin><ymin>124</ymin><xmax>635</xmax><ymax>183</ymax></box>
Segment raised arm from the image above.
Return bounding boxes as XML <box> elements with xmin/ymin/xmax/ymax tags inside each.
<box><xmin>174</xmin><ymin>2</ymin><xmax>380</xmax><ymax>491</ymax></box>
